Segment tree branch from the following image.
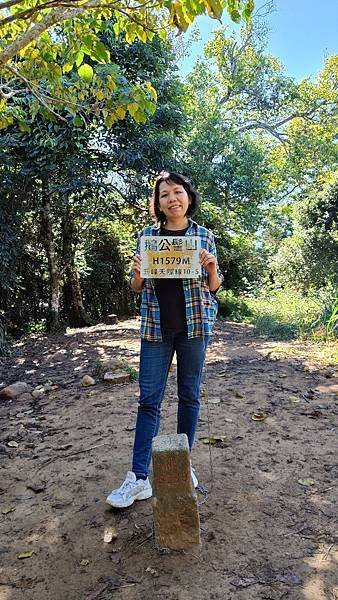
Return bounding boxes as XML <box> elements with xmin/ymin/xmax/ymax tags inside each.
<box><xmin>0</xmin><ymin>0</ymin><xmax>159</xmax><ymax>29</ymax></box>
<box><xmin>239</xmin><ymin>104</ymin><xmax>328</xmax><ymax>143</ymax></box>
<box><xmin>0</xmin><ymin>1</ymin><xmax>62</xmax><ymax>27</ymax></box>
<box><xmin>4</xmin><ymin>63</ymin><xmax>67</xmax><ymax>120</ymax></box>
<box><xmin>0</xmin><ymin>0</ymin><xmax>103</xmax><ymax>64</ymax></box>
<box><xmin>0</xmin><ymin>0</ymin><xmax>159</xmax><ymax>51</ymax></box>
<box><xmin>239</xmin><ymin>119</ymin><xmax>289</xmax><ymax>143</ymax></box>
<box><xmin>0</xmin><ymin>82</ymin><xmax>22</xmax><ymax>99</ymax></box>
<box><xmin>0</xmin><ymin>0</ymin><xmax>26</xmax><ymax>9</ymax></box>
<box><xmin>219</xmin><ymin>25</ymin><xmax>253</xmax><ymax>105</ymax></box>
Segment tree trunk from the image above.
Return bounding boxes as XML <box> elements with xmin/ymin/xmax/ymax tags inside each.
<box><xmin>40</xmin><ymin>178</ymin><xmax>62</xmax><ymax>331</ymax></box>
<box><xmin>62</xmin><ymin>205</ymin><xmax>91</xmax><ymax>328</ymax></box>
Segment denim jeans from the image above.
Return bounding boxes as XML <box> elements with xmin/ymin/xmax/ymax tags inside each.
<box><xmin>132</xmin><ymin>330</ymin><xmax>209</xmax><ymax>478</ymax></box>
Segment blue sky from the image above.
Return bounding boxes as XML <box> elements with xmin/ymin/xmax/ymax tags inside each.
<box><xmin>177</xmin><ymin>0</ymin><xmax>338</xmax><ymax>81</ymax></box>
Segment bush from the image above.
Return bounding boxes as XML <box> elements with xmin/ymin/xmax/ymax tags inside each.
<box><xmin>82</xmin><ymin>220</ymin><xmax>138</xmax><ymax>320</ymax></box>
<box><xmin>309</xmin><ymin>289</ymin><xmax>338</xmax><ymax>340</ymax></box>
<box><xmin>217</xmin><ymin>290</ymin><xmax>253</xmax><ymax>321</ymax></box>
<box><xmin>245</xmin><ymin>287</ymin><xmax>337</xmax><ymax>341</ymax></box>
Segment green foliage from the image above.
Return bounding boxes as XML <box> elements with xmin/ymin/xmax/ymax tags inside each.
<box><xmin>269</xmin><ymin>176</ymin><xmax>338</xmax><ymax>291</ymax></box>
<box><xmin>245</xmin><ymin>288</ymin><xmax>336</xmax><ymax>341</ymax></box>
<box><xmin>26</xmin><ymin>320</ymin><xmax>47</xmax><ymax>334</ymax></box>
<box><xmin>217</xmin><ymin>290</ymin><xmax>252</xmax><ymax>321</ymax></box>
<box><xmin>309</xmin><ymin>289</ymin><xmax>338</xmax><ymax>341</ymax></box>
<box><xmin>82</xmin><ymin>219</ymin><xmax>137</xmax><ymax>319</ymax></box>
<box><xmin>0</xmin><ymin>0</ymin><xmax>254</xmax><ymax>128</ymax></box>
<box><xmin>197</xmin><ymin>200</ymin><xmax>266</xmax><ymax>291</ymax></box>
<box><xmin>326</xmin><ymin>299</ymin><xmax>338</xmax><ymax>338</ymax></box>
<box><xmin>122</xmin><ymin>364</ymin><xmax>138</xmax><ymax>381</ymax></box>
<box><xmin>0</xmin><ymin>31</ymin><xmax>186</xmax><ymax>333</ymax></box>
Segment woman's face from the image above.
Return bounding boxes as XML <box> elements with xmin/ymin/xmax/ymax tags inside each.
<box><xmin>158</xmin><ymin>180</ymin><xmax>191</xmax><ymax>221</ymax></box>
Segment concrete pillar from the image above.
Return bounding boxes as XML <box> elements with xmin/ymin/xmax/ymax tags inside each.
<box><xmin>152</xmin><ymin>433</ymin><xmax>201</xmax><ymax>550</ymax></box>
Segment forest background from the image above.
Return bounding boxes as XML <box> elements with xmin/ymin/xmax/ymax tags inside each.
<box><xmin>0</xmin><ymin>0</ymin><xmax>337</xmax><ymax>356</ymax></box>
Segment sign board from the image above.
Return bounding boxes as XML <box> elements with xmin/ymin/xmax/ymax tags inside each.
<box><xmin>140</xmin><ymin>236</ymin><xmax>201</xmax><ymax>279</ymax></box>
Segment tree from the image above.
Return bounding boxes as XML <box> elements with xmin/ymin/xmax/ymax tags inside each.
<box><xmin>178</xmin><ymin>24</ymin><xmax>338</xmax><ymax>292</ymax></box>
<box><xmin>0</xmin><ymin>31</ymin><xmax>187</xmax><ymax>331</ymax></box>
<box><xmin>270</xmin><ymin>175</ymin><xmax>338</xmax><ymax>292</ymax></box>
<box><xmin>0</xmin><ymin>0</ymin><xmax>254</xmax><ymax>128</ymax></box>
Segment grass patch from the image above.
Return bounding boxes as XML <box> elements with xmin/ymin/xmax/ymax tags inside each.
<box><xmin>246</xmin><ymin>290</ymin><xmax>325</xmax><ymax>340</ymax></box>
<box><xmin>217</xmin><ymin>288</ymin><xmax>338</xmax><ymax>344</ymax></box>
<box><xmin>122</xmin><ymin>365</ymin><xmax>138</xmax><ymax>381</ymax></box>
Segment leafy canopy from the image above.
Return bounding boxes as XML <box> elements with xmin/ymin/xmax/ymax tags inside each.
<box><xmin>0</xmin><ymin>0</ymin><xmax>254</xmax><ymax>128</ymax></box>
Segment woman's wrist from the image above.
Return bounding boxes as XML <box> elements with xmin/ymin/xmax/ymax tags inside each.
<box><xmin>208</xmin><ymin>270</ymin><xmax>221</xmax><ymax>292</ymax></box>
<box><xmin>131</xmin><ymin>276</ymin><xmax>144</xmax><ymax>292</ymax></box>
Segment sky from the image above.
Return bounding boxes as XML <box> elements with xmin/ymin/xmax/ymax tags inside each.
<box><xmin>177</xmin><ymin>0</ymin><xmax>338</xmax><ymax>81</ymax></box>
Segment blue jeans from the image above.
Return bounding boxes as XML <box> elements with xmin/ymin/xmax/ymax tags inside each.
<box><xmin>132</xmin><ymin>331</ymin><xmax>209</xmax><ymax>478</ymax></box>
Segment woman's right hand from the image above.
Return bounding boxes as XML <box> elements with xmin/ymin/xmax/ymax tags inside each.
<box><xmin>131</xmin><ymin>254</ymin><xmax>144</xmax><ymax>291</ymax></box>
<box><xmin>132</xmin><ymin>254</ymin><xmax>142</xmax><ymax>280</ymax></box>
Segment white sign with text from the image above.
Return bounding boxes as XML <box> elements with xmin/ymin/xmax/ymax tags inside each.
<box><xmin>140</xmin><ymin>236</ymin><xmax>201</xmax><ymax>279</ymax></box>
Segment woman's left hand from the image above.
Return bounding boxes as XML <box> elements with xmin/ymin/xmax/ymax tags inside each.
<box><xmin>199</xmin><ymin>249</ymin><xmax>217</xmax><ymax>274</ymax></box>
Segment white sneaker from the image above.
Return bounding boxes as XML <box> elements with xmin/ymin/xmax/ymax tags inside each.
<box><xmin>106</xmin><ymin>471</ymin><xmax>152</xmax><ymax>508</ymax></box>
<box><xmin>191</xmin><ymin>467</ymin><xmax>198</xmax><ymax>489</ymax></box>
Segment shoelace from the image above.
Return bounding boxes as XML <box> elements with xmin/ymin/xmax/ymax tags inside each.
<box><xmin>119</xmin><ymin>480</ymin><xmax>136</xmax><ymax>495</ymax></box>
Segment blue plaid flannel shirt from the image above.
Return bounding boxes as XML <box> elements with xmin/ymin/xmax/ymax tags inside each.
<box><xmin>132</xmin><ymin>218</ymin><xmax>223</xmax><ymax>342</ymax></box>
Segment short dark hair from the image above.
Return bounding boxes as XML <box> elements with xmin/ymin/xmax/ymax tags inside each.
<box><xmin>151</xmin><ymin>171</ymin><xmax>200</xmax><ymax>224</ymax></box>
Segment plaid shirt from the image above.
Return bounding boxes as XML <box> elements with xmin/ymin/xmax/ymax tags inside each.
<box><xmin>132</xmin><ymin>219</ymin><xmax>223</xmax><ymax>342</ymax></box>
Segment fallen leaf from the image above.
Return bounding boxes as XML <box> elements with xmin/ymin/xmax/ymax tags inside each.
<box><xmin>288</xmin><ymin>395</ymin><xmax>300</xmax><ymax>403</ymax></box>
<box><xmin>7</xmin><ymin>441</ymin><xmax>19</xmax><ymax>448</ymax></box>
<box><xmin>2</xmin><ymin>507</ymin><xmax>15</xmax><ymax>515</ymax></box>
<box><xmin>103</xmin><ymin>527</ymin><xmax>118</xmax><ymax>543</ymax></box>
<box><xmin>17</xmin><ymin>551</ymin><xmax>34</xmax><ymax>559</ymax></box>
<box><xmin>308</xmin><ymin>410</ymin><xmax>323</xmax><ymax>419</ymax></box>
<box><xmin>235</xmin><ymin>391</ymin><xmax>244</xmax><ymax>398</ymax></box>
<box><xmin>251</xmin><ymin>413</ymin><xmax>267</xmax><ymax>421</ymax></box>
<box><xmin>80</xmin><ymin>559</ymin><xmax>90</xmax><ymax>566</ymax></box>
<box><xmin>59</xmin><ymin>443</ymin><xmax>73</xmax><ymax>450</ymax></box>
<box><xmin>298</xmin><ymin>478</ymin><xmax>315</xmax><ymax>487</ymax></box>
<box><xmin>36</xmin><ymin>416</ymin><xmax>47</xmax><ymax>421</ymax></box>
<box><xmin>200</xmin><ymin>435</ymin><xmax>228</xmax><ymax>447</ymax></box>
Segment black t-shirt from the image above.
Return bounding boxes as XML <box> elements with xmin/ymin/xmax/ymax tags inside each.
<box><xmin>154</xmin><ymin>227</ymin><xmax>188</xmax><ymax>332</ymax></box>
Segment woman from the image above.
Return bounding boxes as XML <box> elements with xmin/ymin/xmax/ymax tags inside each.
<box><xmin>106</xmin><ymin>172</ymin><xmax>223</xmax><ymax>508</ymax></box>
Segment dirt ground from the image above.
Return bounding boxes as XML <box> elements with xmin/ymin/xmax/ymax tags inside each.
<box><xmin>0</xmin><ymin>319</ymin><xmax>337</xmax><ymax>600</ymax></box>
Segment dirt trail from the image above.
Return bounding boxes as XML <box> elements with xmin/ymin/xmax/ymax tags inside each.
<box><xmin>0</xmin><ymin>319</ymin><xmax>337</xmax><ymax>600</ymax></box>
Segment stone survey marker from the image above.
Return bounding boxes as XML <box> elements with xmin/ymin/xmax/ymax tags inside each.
<box><xmin>152</xmin><ymin>433</ymin><xmax>200</xmax><ymax>549</ymax></box>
